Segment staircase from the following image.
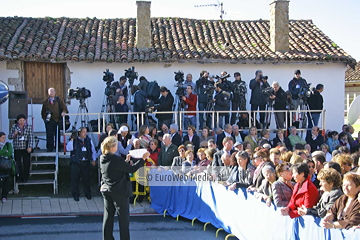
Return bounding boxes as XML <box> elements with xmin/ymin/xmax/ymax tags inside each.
<box><xmin>15</xmin><ymin>150</ymin><xmax>59</xmax><ymax>194</ymax></box>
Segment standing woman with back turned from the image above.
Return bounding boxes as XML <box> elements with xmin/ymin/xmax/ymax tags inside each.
<box><xmin>100</xmin><ymin>136</ymin><xmax>150</xmax><ymax>240</ymax></box>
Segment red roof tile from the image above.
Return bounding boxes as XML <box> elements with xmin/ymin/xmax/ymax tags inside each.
<box><xmin>0</xmin><ymin>17</ymin><xmax>355</xmax><ymax>64</ymax></box>
<box><xmin>346</xmin><ymin>62</ymin><xmax>360</xmax><ymax>81</ymax></box>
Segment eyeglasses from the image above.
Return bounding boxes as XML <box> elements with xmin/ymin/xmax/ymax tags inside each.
<box><xmin>281</xmin><ymin>168</ymin><xmax>291</xmax><ymax>172</ymax></box>
<box><xmin>308</xmin><ymin>165</ymin><xmax>315</xmax><ymax>169</ymax></box>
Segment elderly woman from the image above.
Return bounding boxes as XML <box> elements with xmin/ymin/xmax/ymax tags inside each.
<box><xmin>244</xmin><ymin>126</ymin><xmax>258</xmax><ymax>151</ymax></box>
<box><xmin>182</xmin><ymin>125</ymin><xmax>200</xmax><ymax>153</ymax></box>
<box><xmin>280</xmin><ymin>163</ymin><xmax>319</xmax><ymax>218</ymax></box>
<box><xmin>199</xmin><ymin>126</ymin><xmax>214</xmax><ymax>143</ymax></box>
<box><xmin>254</xmin><ymin>165</ymin><xmax>277</xmax><ymax>207</ymax></box>
<box><xmin>321</xmin><ymin>172</ymin><xmax>360</xmax><ymax>229</ymax></box>
<box><xmin>272</xmin><ymin>129</ymin><xmax>292</xmax><ymax>150</ymax></box>
<box><xmin>182</xmin><ymin>150</ymin><xmax>195</xmax><ymax>174</ymax></box>
<box><xmin>226</xmin><ymin>151</ymin><xmax>256</xmax><ymax>191</ymax></box>
<box><xmin>0</xmin><ymin>132</ymin><xmax>13</xmax><ymax>203</ymax></box>
<box><xmin>298</xmin><ymin>168</ymin><xmax>343</xmax><ymax>218</ymax></box>
<box><xmin>138</xmin><ymin>125</ymin><xmax>152</xmax><ymax>149</ymax></box>
<box><xmin>171</xmin><ymin>145</ymin><xmax>186</xmax><ymax>175</ymax></box>
<box><xmin>248</xmin><ymin>151</ymin><xmax>273</xmax><ymax>190</ymax></box>
<box><xmin>335</xmin><ymin>154</ymin><xmax>353</xmax><ymax>175</ymax></box>
<box><xmin>272</xmin><ymin>163</ymin><xmax>294</xmax><ymax>207</ymax></box>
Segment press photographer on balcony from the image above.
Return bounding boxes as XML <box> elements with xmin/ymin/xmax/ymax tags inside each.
<box><xmin>269</xmin><ymin>82</ymin><xmax>287</xmax><ymax>129</ymax></box>
<box><xmin>213</xmin><ymin>82</ymin><xmax>231</xmax><ymax>128</ymax></box>
<box><xmin>153</xmin><ymin>86</ymin><xmax>174</xmax><ymax>129</ymax></box>
<box><xmin>249</xmin><ymin>70</ymin><xmax>270</xmax><ymax>128</ymax></box>
<box><xmin>231</xmin><ymin>72</ymin><xmax>247</xmax><ymax>125</ymax></box>
<box><xmin>196</xmin><ymin>70</ymin><xmax>214</xmax><ymax>129</ymax></box>
<box><xmin>111</xmin><ymin>76</ymin><xmax>128</xmax><ymax>103</ymax></box>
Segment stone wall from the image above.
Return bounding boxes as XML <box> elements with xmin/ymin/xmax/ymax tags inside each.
<box><xmin>270</xmin><ymin>0</ymin><xmax>289</xmax><ymax>52</ymax></box>
<box><xmin>136</xmin><ymin>1</ymin><xmax>151</xmax><ymax>50</ymax></box>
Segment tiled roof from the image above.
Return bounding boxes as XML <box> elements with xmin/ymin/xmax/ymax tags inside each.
<box><xmin>346</xmin><ymin>62</ymin><xmax>360</xmax><ymax>81</ymax></box>
<box><xmin>0</xmin><ymin>17</ymin><xmax>355</xmax><ymax>64</ymax></box>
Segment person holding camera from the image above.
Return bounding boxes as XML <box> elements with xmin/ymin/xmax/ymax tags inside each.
<box><xmin>66</xmin><ymin>127</ymin><xmax>96</xmax><ymax>201</ymax></box>
<box><xmin>249</xmin><ymin>70</ymin><xmax>270</xmax><ymax>128</ymax></box>
<box><xmin>111</xmin><ymin>76</ymin><xmax>128</xmax><ymax>104</ymax></box>
<box><xmin>137</xmin><ymin>76</ymin><xmax>149</xmax><ymax>92</ymax></box>
<box><xmin>41</xmin><ymin>88</ymin><xmax>68</xmax><ymax>152</ymax></box>
<box><xmin>231</xmin><ymin>72</ymin><xmax>247</xmax><ymax>125</ymax></box>
<box><xmin>131</xmin><ymin>85</ymin><xmax>148</xmax><ymax>126</ymax></box>
<box><xmin>269</xmin><ymin>82</ymin><xmax>287</xmax><ymax>129</ymax></box>
<box><xmin>288</xmin><ymin>70</ymin><xmax>308</xmax><ymax>118</ymax></box>
<box><xmin>214</xmin><ymin>82</ymin><xmax>231</xmax><ymax>128</ymax></box>
<box><xmin>153</xmin><ymin>86</ymin><xmax>174</xmax><ymax>129</ymax></box>
<box><xmin>196</xmin><ymin>70</ymin><xmax>214</xmax><ymax>129</ymax></box>
<box><xmin>307</xmin><ymin>84</ymin><xmax>324</xmax><ymax>128</ymax></box>
<box><xmin>217</xmin><ymin>71</ymin><xmax>233</xmax><ymax>93</ymax></box>
<box><xmin>181</xmin><ymin>85</ymin><xmax>197</xmax><ymax>129</ymax></box>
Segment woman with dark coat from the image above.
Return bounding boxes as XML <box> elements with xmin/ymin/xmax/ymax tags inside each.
<box><xmin>272</xmin><ymin>129</ymin><xmax>292</xmax><ymax>150</ymax></box>
<box><xmin>100</xmin><ymin>136</ymin><xmax>150</xmax><ymax>240</ymax></box>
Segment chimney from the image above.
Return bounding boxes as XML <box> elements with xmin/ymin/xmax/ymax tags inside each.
<box><xmin>136</xmin><ymin>1</ymin><xmax>151</xmax><ymax>50</ymax></box>
<box><xmin>269</xmin><ymin>0</ymin><xmax>289</xmax><ymax>52</ymax></box>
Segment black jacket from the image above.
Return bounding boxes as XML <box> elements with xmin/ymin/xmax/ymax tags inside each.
<box><xmin>216</xmin><ymin>132</ymin><xmax>226</xmax><ymax>149</ymax></box>
<box><xmin>171</xmin><ymin>132</ymin><xmax>182</xmax><ymax>147</ymax></box>
<box><xmin>214</xmin><ymin>90</ymin><xmax>231</xmax><ymax>112</ymax></box>
<box><xmin>306</xmin><ymin>133</ymin><xmax>325</xmax><ymax>152</ymax></box>
<box><xmin>182</xmin><ymin>134</ymin><xmax>200</xmax><ymax>153</ymax></box>
<box><xmin>232</xmin><ymin>80</ymin><xmax>247</xmax><ymax>102</ymax></box>
<box><xmin>307</xmin><ymin>90</ymin><xmax>323</xmax><ymax>113</ymax></box>
<box><xmin>273</xmin><ymin>87</ymin><xmax>287</xmax><ymax>110</ymax></box>
<box><xmin>155</xmin><ymin>92</ymin><xmax>174</xmax><ymax>120</ymax></box>
<box><xmin>249</xmin><ymin>78</ymin><xmax>270</xmax><ymax>105</ymax></box>
<box><xmin>100</xmin><ymin>153</ymin><xmax>144</xmax><ymax>197</ymax></box>
<box><xmin>288</xmin><ymin>77</ymin><xmax>307</xmax><ymax>100</ymax></box>
<box><xmin>272</xmin><ymin>136</ymin><xmax>292</xmax><ymax>150</ymax></box>
<box><xmin>111</xmin><ymin>82</ymin><xmax>128</xmax><ymax>103</ymax></box>
<box><xmin>196</xmin><ymin>77</ymin><xmax>213</xmax><ymax>103</ymax></box>
<box><xmin>134</xmin><ymin>90</ymin><xmax>148</xmax><ymax>112</ymax></box>
<box><xmin>158</xmin><ymin>143</ymin><xmax>179</xmax><ymax>166</ymax></box>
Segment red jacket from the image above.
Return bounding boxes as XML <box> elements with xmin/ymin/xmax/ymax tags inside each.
<box><xmin>287</xmin><ymin>176</ymin><xmax>319</xmax><ymax>218</ymax></box>
<box><xmin>147</xmin><ymin>148</ymin><xmax>160</xmax><ymax>166</ymax></box>
<box><xmin>183</xmin><ymin>93</ymin><xmax>197</xmax><ymax>116</ymax></box>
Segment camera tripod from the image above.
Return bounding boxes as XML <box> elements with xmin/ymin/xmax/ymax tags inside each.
<box><xmin>205</xmin><ymin>97</ymin><xmax>214</xmax><ymax>128</ymax></box>
<box><xmin>263</xmin><ymin>100</ymin><xmax>274</xmax><ymax>129</ymax></box>
<box><xmin>173</xmin><ymin>93</ymin><xmax>185</xmax><ymax>128</ymax></box>
<box><xmin>73</xmin><ymin>99</ymin><xmax>92</xmax><ymax>131</ymax></box>
<box><xmin>100</xmin><ymin>93</ymin><xmax>116</xmax><ymax>129</ymax></box>
<box><xmin>297</xmin><ymin>99</ymin><xmax>314</xmax><ymax>129</ymax></box>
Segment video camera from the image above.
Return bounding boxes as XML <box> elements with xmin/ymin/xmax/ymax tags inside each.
<box><xmin>125</xmin><ymin>66</ymin><xmax>138</xmax><ymax>86</ymax></box>
<box><xmin>68</xmin><ymin>87</ymin><xmax>91</xmax><ymax>100</ymax></box>
<box><xmin>259</xmin><ymin>74</ymin><xmax>268</xmax><ymax>82</ymax></box>
<box><xmin>174</xmin><ymin>71</ymin><xmax>185</xmax><ymax>86</ymax></box>
<box><xmin>299</xmin><ymin>83</ymin><xmax>313</xmax><ymax>99</ymax></box>
<box><xmin>214</xmin><ymin>73</ymin><xmax>231</xmax><ymax>81</ymax></box>
<box><xmin>102</xmin><ymin>69</ymin><xmax>116</xmax><ymax>97</ymax></box>
<box><xmin>145</xmin><ymin>99</ymin><xmax>155</xmax><ymax>114</ymax></box>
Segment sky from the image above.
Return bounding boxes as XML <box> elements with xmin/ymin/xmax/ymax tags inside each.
<box><xmin>0</xmin><ymin>0</ymin><xmax>359</xmax><ymax>60</ymax></box>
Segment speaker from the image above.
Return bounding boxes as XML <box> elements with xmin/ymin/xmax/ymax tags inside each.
<box><xmin>8</xmin><ymin>91</ymin><xmax>28</xmax><ymax>119</ymax></box>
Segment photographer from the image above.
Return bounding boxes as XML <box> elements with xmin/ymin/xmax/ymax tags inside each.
<box><xmin>153</xmin><ymin>86</ymin><xmax>174</xmax><ymax>129</ymax></box>
<box><xmin>249</xmin><ymin>70</ymin><xmax>270</xmax><ymax>128</ymax></box>
<box><xmin>131</xmin><ymin>85</ymin><xmax>148</xmax><ymax>125</ymax></box>
<box><xmin>138</xmin><ymin>76</ymin><xmax>149</xmax><ymax>92</ymax></box>
<box><xmin>307</xmin><ymin>84</ymin><xmax>324</xmax><ymax>128</ymax></box>
<box><xmin>231</xmin><ymin>72</ymin><xmax>247</xmax><ymax>125</ymax></box>
<box><xmin>196</xmin><ymin>70</ymin><xmax>214</xmax><ymax>129</ymax></box>
<box><xmin>182</xmin><ymin>73</ymin><xmax>197</xmax><ymax>94</ymax></box>
<box><xmin>217</xmin><ymin>71</ymin><xmax>233</xmax><ymax>93</ymax></box>
<box><xmin>111</xmin><ymin>76</ymin><xmax>128</xmax><ymax>104</ymax></box>
<box><xmin>41</xmin><ymin>88</ymin><xmax>68</xmax><ymax>152</ymax></box>
<box><xmin>269</xmin><ymin>82</ymin><xmax>287</xmax><ymax>129</ymax></box>
<box><xmin>288</xmin><ymin>70</ymin><xmax>308</xmax><ymax>112</ymax></box>
<box><xmin>66</xmin><ymin>127</ymin><xmax>96</xmax><ymax>201</ymax></box>
<box><xmin>181</xmin><ymin>85</ymin><xmax>197</xmax><ymax>129</ymax></box>
<box><xmin>213</xmin><ymin>82</ymin><xmax>231</xmax><ymax>128</ymax></box>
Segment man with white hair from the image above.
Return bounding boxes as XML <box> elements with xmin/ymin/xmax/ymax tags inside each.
<box><xmin>158</xmin><ymin>133</ymin><xmax>179</xmax><ymax>166</ymax></box>
<box><xmin>269</xmin><ymin>81</ymin><xmax>286</xmax><ymax>129</ymax></box>
<box><xmin>41</xmin><ymin>87</ymin><xmax>68</xmax><ymax>152</ymax></box>
<box><xmin>169</xmin><ymin>124</ymin><xmax>182</xmax><ymax>147</ymax></box>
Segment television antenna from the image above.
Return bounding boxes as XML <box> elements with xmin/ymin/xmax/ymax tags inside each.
<box><xmin>194</xmin><ymin>1</ymin><xmax>226</xmax><ymax>20</ymax></box>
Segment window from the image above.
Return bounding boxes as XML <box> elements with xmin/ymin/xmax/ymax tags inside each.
<box><xmin>24</xmin><ymin>62</ymin><xmax>65</xmax><ymax>104</ymax></box>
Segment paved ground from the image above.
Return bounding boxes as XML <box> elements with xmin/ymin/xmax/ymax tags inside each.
<box><xmin>0</xmin><ymin>215</ymin><xmax>236</xmax><ymax>240</ymax></box>
<box><xmin>0</xmin><ymin>197</ymin><xmax>155</xmax><ymax>216</ymax></box>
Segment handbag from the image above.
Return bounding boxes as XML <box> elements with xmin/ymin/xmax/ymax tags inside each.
<box><xmin>0</xmin><ymin>156</ymin><xmax>12</xmax><ymax>170</ymax></box>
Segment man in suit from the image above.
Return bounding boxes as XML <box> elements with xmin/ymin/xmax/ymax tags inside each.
<box><xmin>216</xmin><ymin>124</ymin><xmax>233</xmax><ymax>149</ymax></box>
<box><xmin>169</xmin><ymin>124</ymin><xmax>182</xmax><ymax>147</ymax></box>
<box><xmin>158</xmin><ymin>134</ymin><xmax>179</xmax><ymax>166</ymax></box>
<box><xmin>306</xmin><ymin>126</ymin><xmax>325</xmax><ymax>152</ymax></box>
<box><xmin>154</xmin><ymin>86</ymin><xmax>174</xmax><ymax>129</ymax></box>
<box><xmin>212</xmin><ymin>136</ymin><xmax>235</xmax><ymax>178</ymax></box>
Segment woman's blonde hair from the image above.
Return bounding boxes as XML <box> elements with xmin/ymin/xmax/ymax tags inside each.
<box><xmin>101</xmin><ymin>136</ymin><xmax>118</xmax><ymax>155</ymax></box>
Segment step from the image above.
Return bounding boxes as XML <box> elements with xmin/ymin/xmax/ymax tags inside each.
<box><xmin>17</xmin><ymin>179</ymin><xmax>55</xmax><ymax>185</ymax></box>
<box><xmin>31</xmin><ymin>160</ymin><xmax>56</xmax><ymax>165</ymax></box>
<box><xmin>30</xmin><ymin>170</ymin><xmax>56</xmax><ymax>175</ymax></box>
